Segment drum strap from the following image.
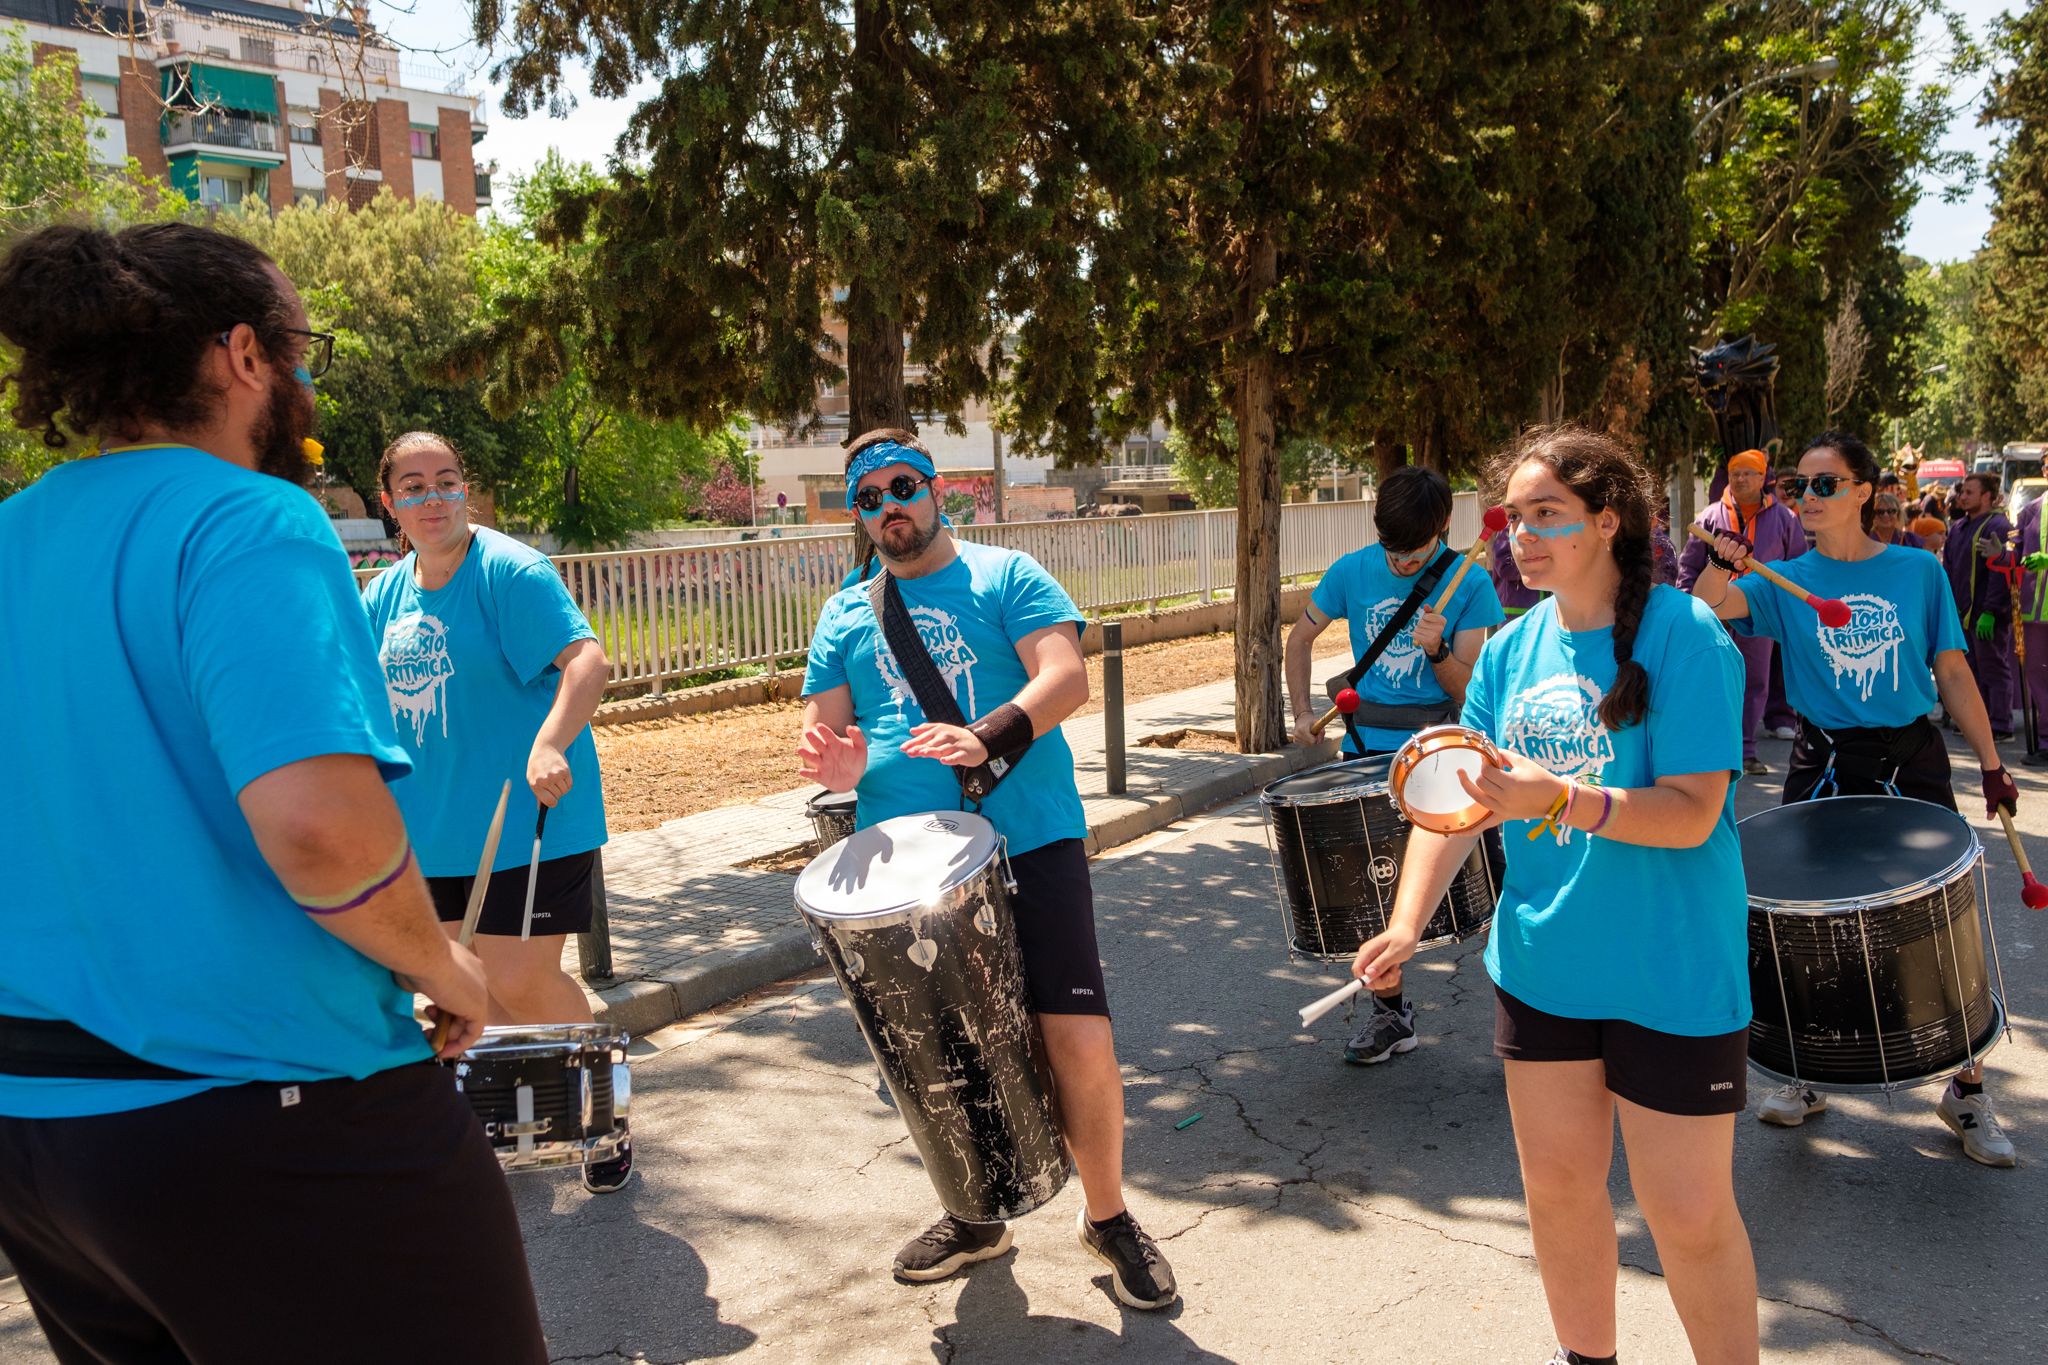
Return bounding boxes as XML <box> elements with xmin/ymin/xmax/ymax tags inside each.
<box><xmin>0</xmin><ymin>1015</ymin><xmax>205</xmax><ymax>1081</ymax></box>
<box><xmin>1327</xmin><ymin>546</ymin><xmax>1462</xmax><ymax>699</ymax></box>
<box><xmin>867</xmin><ymin>570</ymin><xmax>1029</xmax><ymax>802</ymax></box>
<box><xmin>1801</xmin><ymin>717</ymin><xmax>1934</xmax><ymax>798</ymax></box>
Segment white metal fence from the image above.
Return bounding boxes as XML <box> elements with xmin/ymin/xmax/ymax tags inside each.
<box><xmin>354</xmin><ymin>493</ymin><xmax>1483</xmax><ymax>693</ymax></box>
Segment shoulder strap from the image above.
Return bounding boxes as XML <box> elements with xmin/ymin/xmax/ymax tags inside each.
<box><xmin>866</xmin><ymin>571</ymin><xmax>969</xmax><ymax>727</ymax></box>
<box><xmin>1339</xmin><ymin>545</ymin><xmax>1461</xmax><ymax>691</ymax></box>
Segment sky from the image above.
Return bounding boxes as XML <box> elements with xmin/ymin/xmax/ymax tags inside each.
<box><xmin>385</xmin><ymin>0</ymin><xmax>2016</xmax><ymax>265</ymax></box>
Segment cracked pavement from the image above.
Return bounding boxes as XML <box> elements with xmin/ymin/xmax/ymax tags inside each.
<box><xmin>3</xmin><ymin>739</ymin><xmax>2043</xmax><ymax>1362</ymax></box>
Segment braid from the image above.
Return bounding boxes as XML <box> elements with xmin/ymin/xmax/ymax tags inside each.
<box><xmin>1601</xmin><ymin>530</ymin><xmax>1653</xmax><ymax>730</ymax></box>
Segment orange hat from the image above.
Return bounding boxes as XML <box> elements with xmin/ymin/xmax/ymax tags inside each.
<box><xmin>1727</xmin><ymin>449</ymin><xmax>1768</xmax><ymax>475</ymax></box>
<box><xmin>1911</xmin><ymin>516</ymin><xmax>1946</xmax><ymax>539</ymax></box>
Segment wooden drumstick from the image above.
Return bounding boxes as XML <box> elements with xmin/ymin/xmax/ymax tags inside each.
<box><xmin>1310</xmin><ymin>686</ymin><xmax>1360</xmax><ymax>738</ymax></box>
<box><xmin>430</xmin><ymin>780</ymin><xmax>511</xmax><ymax>1054</ymax></box>
<box><xmin>1299</xmin><ymin>977</ymin><xmax>1367</xmax><ymax>1028</ymax></box>
<box><xmin>1686</xmin><ymin>525</ymin><xmax>1852</xmax><ymax>627</ymax></box>
<box><xmin>1994</xmin><ymin>808</ymin><xmax>2048</xmax><ymax>909</ymax></box>
<box><xmin>1429</xmin><ymin>505</ymin><xmax>1511</xmax><ymax>615</ymax></box>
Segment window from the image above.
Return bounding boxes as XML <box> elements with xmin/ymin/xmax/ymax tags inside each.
<box><xmin>199</xmin><ymin>174</ymin><xmax>247</xmax><ymax>207</ymax></box>
<box><xmin>241</xmin><ymin>36</ymin><xmax>275</xmax><ymax>65</ymax></box>
<box><xmin>159</xmin><ymin>19</ymin><xmax>174</xmax><ymax>40</ymax></box>
<box><xmin>289</xmin><ymin>109</ymin><xmax>319</xmax><ymax>145</ymax></box>
<box><xmin>305</xmin><ymin>52</ymin><xmax>323</xmax><ymax>75</ymax></box>
<box><xmin>408</xmin><ymin>127</ymin><xmax>440</xmax><ymax>160</ymax></box>
<box><xmin>203</xmin><ymin>45</ymin><xmax>229</xmax><ymax>58</ymax></box>
<box><xmin>82</xmin><ymin>77</ymin><xmax>120</xmax><ymax>118</ymax></box>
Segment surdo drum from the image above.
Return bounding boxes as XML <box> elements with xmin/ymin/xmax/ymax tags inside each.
<box><xmin>1260</xmin><ymin>755</ymin><xmax>1498</xmax><ymax>961</ymax></box>
<box><xmin>453</xmin><ymin>1024</ymin><xmax>632</xmax><ymax>1174</ymax></box>
<box><xmin>1741</xmin><ymin>796</ymin><xmax>2010</xmax><ymax>1093</ymax></box>
<box><xmin>805</xmin><ymin>788</ymin><xmax>859</xmax><ymax>852</ymax></box>
<box><xmin>795</xmin><ymin>811</ymin><xmax>1071</xmax><ymax>1222</ymax></box>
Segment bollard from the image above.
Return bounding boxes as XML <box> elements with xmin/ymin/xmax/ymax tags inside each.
<box><xmin>577</xmin><ymin>850</ymin><xmax>615</xmax><ymax>983</ymax></box>
<box><xmin>1104</xmin><ymin>619</ymin><xmax>1126</xmax><ymax>795</ymax></box>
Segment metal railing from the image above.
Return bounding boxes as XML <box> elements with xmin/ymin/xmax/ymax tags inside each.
<box><xmin>353</xmin><ymin>494</ymin><xmax>1481</xmax><ymax>693</ymax></box>
<box><xmin>164</xmin><ymin>111</ymin><xmax>280</xmax><ymax>153</ymax></box>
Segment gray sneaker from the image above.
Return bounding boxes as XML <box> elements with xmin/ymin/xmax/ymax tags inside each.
<box><xmin>1936</xmin><ymin>1084</ymin><xmax>2017</xmax><ymax>1168</ymax></box>
<box><xmin>1344</xmin><ymin>999</ymin><xmax>1417</xmax><ymax>1065</ymax></box>
<box><xmin>1757</xmin><ymin>1083</ymin><xmax>1827</xmax><ymax>1126</ymax></box>
<box><xmin>892</xmin><ymin>1214</ymin><xmax>1012</xmax><ymax>1282</ymax></box>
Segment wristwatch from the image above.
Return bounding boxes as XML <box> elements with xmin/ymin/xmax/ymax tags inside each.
<box><xmin>1428</xmin><ymin>639</ymin><xmax>1454</xmax><ymax>664</ymax></box>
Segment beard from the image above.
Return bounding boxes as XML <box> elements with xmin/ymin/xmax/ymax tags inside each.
<box><xmin>250</xmin><ymin>366</ymin><xmax>318</xmax><ymax>485</ymax></box>
<box><xmin>874</xmin><ymin>508</ymin><xmax>941</xmax><ymax>562</ymax></box>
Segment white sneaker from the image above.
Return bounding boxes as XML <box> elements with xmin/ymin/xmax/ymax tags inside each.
<box><xmin>1936</xmin><ymin>1084</ymin><xmax>2018</xmax><ymax>1168</ymax></box>
<box><xmin>1757</xmin><ymin>1083</ymin><xmax>1827</xmax><ymax>1126</ymax></box>
<box><xmin>1770</xmin><ymin>725</ymin><xmax>1797</xmax><ymax>740</ymax></box>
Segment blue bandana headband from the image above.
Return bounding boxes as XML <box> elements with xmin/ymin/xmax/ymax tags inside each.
<box><xmin>846</xmin><ymin>440</ymin><xmax>939</xmax><ymax>510</ymax></box>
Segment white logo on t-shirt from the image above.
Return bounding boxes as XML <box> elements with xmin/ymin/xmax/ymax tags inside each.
<box><xmin>1500</xmin><ymin>673</ymin><xmax>1615</xmax><ymax>780</ymax></box>
<box><xmin>380</xmin><ymin>612</ymin><xmax>454</xmax><ymax>743</ymax></box>
<box><xmin>1815</xmin><ymin>593</ymin><xmax>1905</xmax><ymax>701</ymax></box>
<box><xmin>876</xmin><ymin>605</ymin><xmax>980</xmax><ymax>717</ymax></box>
<box><xmin>1358</xmin><ymin>596</ymin><xmax>1429</xmax><ymax>686</ymax></box>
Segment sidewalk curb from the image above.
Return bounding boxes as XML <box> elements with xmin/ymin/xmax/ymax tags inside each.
<box><xmin>589</xmin><ymin>737</ymin><xmax>1336</xmax><ymax>1033</ymax></box>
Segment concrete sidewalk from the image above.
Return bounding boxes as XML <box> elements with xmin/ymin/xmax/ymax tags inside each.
<box><xmin>575</xmin><ymin>654</ymin><xmax>1354</xmax><ymax>1038</ymax></box>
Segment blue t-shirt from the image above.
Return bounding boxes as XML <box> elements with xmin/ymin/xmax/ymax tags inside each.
<box><xmin>802</xmin><ymin>541</ymin><xmax>1086</xmax><ymax>856</ymax></box>
<box><xmin>1731</xmin><ymin>545</ymin><xmax>1965</xmax><ymax>731</ymax></box>
<box><xmin>1465</xmin><ymin>587</ymin><xmax>1750</xmax><ymax>1036</ymax></box>
<box><xmin>0</xmin><ymin>447</ymin><xmax>421</xmax><ymax>1118</ymax></box>
<box><xmin>1311</xmin><ymin>545</ymin><xmax>1506</xmax><ymax>753</ymax></box>
<box><xmin>362</xmin><ymin>527</ymin><xmax>607</xmax><ymax>876</ymax></box>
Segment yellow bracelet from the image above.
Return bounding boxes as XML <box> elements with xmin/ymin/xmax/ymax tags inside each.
<box><xmin>1526</xmin><ymin>785</ymin><xmax>1571</xmax><ymax>842</ymax></box>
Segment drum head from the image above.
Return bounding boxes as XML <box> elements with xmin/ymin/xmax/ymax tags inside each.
<box><xmin>796</xmin><ymin>810</ymin><xmax>999</xmax><ymax>920</ymax></box>
<box><xmin>1740</xmin><ymin>796</ymin><xmax>1976</xmax><ymax>906</ymax></box>
<box><xmin>1391</xmin><ymin>725</ymin><xmax>1497</xmax><ymax>835</ymax></box>
<box><xmin>807</xmin><ymin>788</ymin><xmax>859</xmax><ymax>815</ymax></box>
<box><xmin>1261</xmin><ymin>756</ymin><xmax>1392</xmax><ymax>805</ymax></box>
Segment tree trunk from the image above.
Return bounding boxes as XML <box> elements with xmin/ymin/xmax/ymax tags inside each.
<box><xmin>1372</xmin><ymin>426</ymin><xmax>1405</xmax><ymax>484</ymax></box>
<box><xmin>1232</xmin><ymin>6</ymin><xmax>1285</xmax><ymax>754</ymax></box>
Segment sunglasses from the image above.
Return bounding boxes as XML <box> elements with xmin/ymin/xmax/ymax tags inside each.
<box><xmin>854</xmin><ymin>474</ymin><xmax>933</xmax><ymax>514</ymax></box>
<box><xmin>1781</xmin><ymin>474</ymin><xmax>1862</xmax><ymax>500</ymax></box>
<box><xmin>216</xmin><ymin>326</ymin><xmax>336</xmax><ymax>379</ymax></box>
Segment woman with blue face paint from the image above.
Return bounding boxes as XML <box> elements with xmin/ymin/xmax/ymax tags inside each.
<box><xmin>1354</xmin><ymin>427</ymin><xmax>1758</xmax><ymax>1365</ymax></box>
<box><xmin>363</xmin><ymin>431</ymin><xmax>630</xmax><ymax>1192</ymax></box>
<box><xmin>1693</xmin><ymin>430</ymin><xmax>2019</xmax><ymax>1165</ymax></box>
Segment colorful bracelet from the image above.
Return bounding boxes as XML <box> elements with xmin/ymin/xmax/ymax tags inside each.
<box><xmin>294</xmin><ymin>842</ymin><xmax>414</xmax><ymax>915</ymax></box>
<box><xmin>1587</xmin><ymin>785</ymin><xmax>1615</xmax><ymax>836</ymax></box>
<box><xmin>1528</xmin><ymin>784</ymin><xmax>1571</xmax><ymax>843</ymax></box>
<box><xmin>1555</xmin><ymin>780</ymin><xmax>1577</xmax><ymax>846</ymax></box>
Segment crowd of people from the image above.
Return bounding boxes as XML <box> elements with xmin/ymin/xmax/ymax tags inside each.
<box><xmin>0</xmin><ymin>219</ymin><xmax>2034</xmax><ymax>1365</ymax></box>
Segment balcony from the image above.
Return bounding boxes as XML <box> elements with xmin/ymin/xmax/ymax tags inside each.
<box><xmin>164</xmin><ymin>112</ymin><xmax>285</xmax><ymax>160</ymax></box>
<box><xmin>474</xmin><ymin>171</ymin><xmax>493</xmax><ymax>203</ymax></box>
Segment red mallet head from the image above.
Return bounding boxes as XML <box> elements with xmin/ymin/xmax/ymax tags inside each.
<box><xmin>1336</xmin><ymin>688</ymin><xmax>1360</xmax><ymax>715</ymax></box>
<box><xmin>1481</xmin><ymin>506</ymin><xmax>1509</xmax><ymax>537</ymax></box>
<box><xmin>2023</xmin><ymin>874</ymin><xmax>2048</xmax><ymax>910</ymax></box>
<box><xmin>1812</xmin><ymin>596</ymin><xmax>1852</xmax><ymax>629</ymax></box>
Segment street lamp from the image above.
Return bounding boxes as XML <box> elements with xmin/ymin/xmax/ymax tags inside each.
<box><xmin>1694</xmin><ymin>57</ymin><xmax>1840</xmax><ymax>138</ymax></box>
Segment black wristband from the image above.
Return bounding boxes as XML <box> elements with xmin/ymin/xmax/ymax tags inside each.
<box><xmin>1705</xmin><ymin>548</ymin><xmax>1740</xmax><ymax>573</ymax></box>
<box><xmin>968</xmin><ymin>702</ymin><xmax>1034</xmax><ymax>765</ymax></box>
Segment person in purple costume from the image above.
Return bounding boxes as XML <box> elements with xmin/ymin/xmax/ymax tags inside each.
<box><xmin>1677</xmin><ymin>449</ymin><xmax>1807</xmax><ymax>775</ymax></box>
<box><xmin>1490</xmin><ymin>524</ymin><xmax>1544</xmax><ymax>618</ymax></box>
<box><xmin>1944</xmin><ymin>472</ymin><xmax>2018</xmax><ymax>741</ymax></box>
<box><xmin>2015</xmin><ymin>492</ymin><xmax>2048</xmax><ymax>763</ymax></box>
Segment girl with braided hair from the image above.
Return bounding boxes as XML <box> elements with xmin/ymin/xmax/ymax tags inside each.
<box><xmin>1354</xmin><ymin>426</ymin><xmax>1758</xmax><ymax>1365</ymax></box>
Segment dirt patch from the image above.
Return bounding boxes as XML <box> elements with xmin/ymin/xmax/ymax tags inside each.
<box><xmin>739</xmin><ymin>844</ymin><xmax>819</xmax><ymax>875</ymax></box>
<box><xmin>593</xmin><ymin>622</ymin><xmax>1352</xmax><ymax>832</ymax></box>
<box><xmin>1135</xmin><ymin>728</ymin><xmax>1242</xmax><ymax>753</ymax></box>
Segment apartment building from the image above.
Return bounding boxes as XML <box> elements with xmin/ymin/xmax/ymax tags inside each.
<box><xmin>5</xmin><ymin>0</ymin><xmax>489</xmax><ymax>213</ymax></box>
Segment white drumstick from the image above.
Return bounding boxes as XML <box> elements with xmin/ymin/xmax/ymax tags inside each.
<box><xmin>1299</xmin><ymin>977</ymin><xmax>1368</xmax><ymax>1028</ymax></box>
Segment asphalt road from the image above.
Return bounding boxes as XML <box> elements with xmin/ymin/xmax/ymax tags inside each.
<box><xmin>5</xmin><ymin>735</ymin><xmax>2045</xmax><ymax>1363</ymax></box>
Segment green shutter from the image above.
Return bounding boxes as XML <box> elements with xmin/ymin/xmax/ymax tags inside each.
<box><xmin>160</xmin><ymin>62</ymin><xmax>278</xmax><ymax>116</ymax></box>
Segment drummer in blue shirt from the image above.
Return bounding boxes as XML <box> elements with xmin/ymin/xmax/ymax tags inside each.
<box><xmin>1694</xmin><ymin>429</ymin><xmax>2020</xmax><ymax>1166</ymax></box>
<box><xmin>1285</xmin><ymin>467</ymin><xmax>1505</xmax><ymax>1065</ymax></box>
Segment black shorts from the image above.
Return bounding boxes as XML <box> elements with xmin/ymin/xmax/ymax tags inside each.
<box><xmin>1008</xmin><ymin>838</ymin><xmax>1111</xmax><ymax>1017</ymax></box>
<box><xmin>1494</xmin><ymin>985</ymin><xmax>1749</xmax><ymax>1117</ymax></box>
<box><xmin>429</xmin><ymin>849</ymin><xmax>597</xmax><ymax>937</ymax></box>
<box><xmin>0</xmin><ymin>1063</ymin><xmax>545</xmax><ymax>1363</ymax></box>
<box><xmin>1784</xmin><ymin>718</ymin><xmax>1957</xmax><ymax>809</ymax></box>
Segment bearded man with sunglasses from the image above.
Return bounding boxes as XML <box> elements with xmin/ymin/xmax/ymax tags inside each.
<box><xmin>1676</xmin><ymin>449</ymin><xmax>1808</xmax><ymax>777</ymax></box>
<box><xmin>794</xmin><ymin>429</ymin><xmax>1179</xmax><ymax>1309</ymax></box>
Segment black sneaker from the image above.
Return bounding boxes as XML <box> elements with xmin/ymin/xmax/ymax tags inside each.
<box><xmin>1076</xmin><ymin>1208</ymin><xmax>1178</xmax><ymax>1309</ymax></box>
<box><xmin>1343</xmin><ymin>999</ymin><xmax>1418</xmax><ymax>1065</ymax></box>
<box><xmin>581</xmin><ymin>1126</ymin><xmax>633</xmax><ymax>1194</ymax></box>
<box><xmin>892</xmin><ymin>1214</ymin><xmax>1012</xmax><ymax>1282</ymax></box>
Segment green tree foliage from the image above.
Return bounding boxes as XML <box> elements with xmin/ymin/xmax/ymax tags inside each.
<box><xmin>1979</xmin><ymin>1</ymin><xmax>2048</xmax><ymax>439</ymax></box>
<box><xmin>1166</xmin><ymin>421</ymin><xmax>1338</xmax><ymax>512</ymax></box>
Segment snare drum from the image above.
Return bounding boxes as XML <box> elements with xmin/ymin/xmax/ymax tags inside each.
<box><xmin>1742</xmin><ymin>796</ymin><xmax>2010</xmax><ymax>1093</ymax></box>
<box><xmin>806</xmin><ymin>788</ymin><xmax>858</xmax><ymax>851</ymax></box>
<box><xmin>795</xmin><ymin>811</ymin><xmax>1070</xmax><ymax>1223</ymax></box>
<box><xmin>1260</xmin><ymin>756</ymin><xmax>1498</xmax><ymax>960</ymax></box>
<box><xmin>454</xmin><ymin>1024</ymin><xmax>632</xmax><ymax>1174</ymax></box>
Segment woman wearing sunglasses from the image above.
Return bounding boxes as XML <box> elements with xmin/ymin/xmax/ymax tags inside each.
<box><xmin>361</xmin><ymin>431</ymin><xmax>630</xmax><ymax>1192</ymax></box>
<box><xmin>1692</xmin><ymin>430</ymin><xmax>2019</xmax><ymax>1165</ymax></box>
<box><xmin>1871</xmin><ymin>493</ymin><xmax>1924</xmax><ymax>548</ymax></box>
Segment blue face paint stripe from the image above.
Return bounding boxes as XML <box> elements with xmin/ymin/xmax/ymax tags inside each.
<box><xmin>393</xmin><ymin>488</ymin><xmax>467</xmax><ymax>511</ymax></box>
<box><xmin>1523</xmin><ymin>520</ymin><xmax>1586</xmax><ymax>540</ymax></box>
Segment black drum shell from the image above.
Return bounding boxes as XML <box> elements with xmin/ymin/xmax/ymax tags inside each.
<box><xmin>1741</xmin><ymin>796</ymin><xmax>2000</xmax><ymax>1088</ymax></box>
<box><xmin>457</xmin><ymin>1043</ymin><xmax>615</xmax><ymax>1148</ymax></box>
<box><xmin>806</xmin><ymin>790</ymin><xmax>858</xmax><ymax>852</ymax></box>
<box><xmin>798</xmin><ymin>851</ymin><xmax>1070</xmax><ymax>1222</ymax></box>
<box><xmin>1262</xmin><ymin>758</ymin><xmax>1498</xmax><ymax>960</ymax></box>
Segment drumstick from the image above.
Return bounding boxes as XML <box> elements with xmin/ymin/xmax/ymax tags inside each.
<box><xmin>1686</xmin><ymin>525</ymin><xmax>1852</xmax><ymax>628</ymax></box>
<box><xmin>518</xmin><ymin>805</ymin><xmax>550</xmax><ymax>941</ymax></box>
<box><xmin>1310</xmin><ymin>687</ymin><xmax>1360</xmax><ymax>738</ymax></box>
<box><xmin>430</xmin><ymin>780</ymin><xmax>511</xmax><ymax>1054</ymax></box>
<box><xmin>1428</xmin><ymin>506</ymin><xmax>1511</xmax><ymax>615</ymax></box>
<box><xmin>1299</xmin><ymin>977</ymin><xmax>1367</xmax><ymax>1028</ymax></box>
<box><xmin>1994</xmin><ymin>808</ymin><xmax>2048</xmax><ymax>909</ymax></box>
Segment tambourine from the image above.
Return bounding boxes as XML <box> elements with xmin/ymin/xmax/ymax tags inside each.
<box><xmin>1389</xmin><ymin>724</ymin><xmax>1503</xmax><ymax>835</ymax></box>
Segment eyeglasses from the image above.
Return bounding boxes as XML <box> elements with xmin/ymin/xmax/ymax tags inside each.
<box><xmin>1781</xmin><ymin>474</ymin><xmax>1862</xmax><ymax>500</ymax></box>
<box><xmin>854</xmin><ymin>474</ymin><xmax>934</xmax><ymax>514</ymax></box>
<box><xmin>216</xmin><ymin>326</ymin><xmax>336</xmax><ymax>379</ymax></box>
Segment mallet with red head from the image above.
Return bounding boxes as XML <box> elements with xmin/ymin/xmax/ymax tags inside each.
<box><xmin>1685</xmin><ymin>525</ymin><xmax>1851</xmax><ymax>627</ymax></box>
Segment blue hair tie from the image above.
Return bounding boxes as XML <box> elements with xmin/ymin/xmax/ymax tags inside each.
<box><xmin>845</xmin><ymin>440</ymin><xmax>939</xmax><ymax>510</ymax></box>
